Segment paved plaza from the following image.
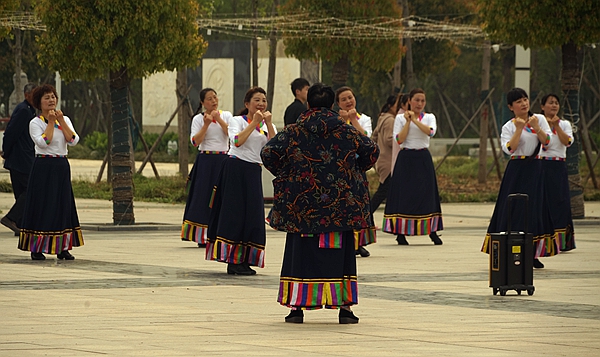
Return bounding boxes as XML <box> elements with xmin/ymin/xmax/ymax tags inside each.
<box><xmin>0</xmin><ymin>161</ymin><xmax>599</xmax><ymax>356</ymax></box>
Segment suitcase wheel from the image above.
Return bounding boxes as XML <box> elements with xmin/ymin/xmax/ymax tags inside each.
<box><xmin>493</xmin><ymin>288</ymin><xmax>498</xmax><ymax>295</ymax></box>
<box><xmin>500</xmin><ymin>289</ymin><xmax>507</xmax><ymax>296</ymax></box>
<box><xmin>527</xmin><ymin>287</ymin><xmax>535</xmax><ymax>296</ymax></box>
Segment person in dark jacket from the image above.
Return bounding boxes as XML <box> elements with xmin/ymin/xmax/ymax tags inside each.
<box><xmin>283</xmin><ymin>78</ymin><xmax>309</xmax><ymax>126</ymax></box>
<box><xmin>262</xmin><ymin>83</ymin><xmax>379</xmax><ymax>324</ymax></box>
<box><xmin>1</xmin><ymin>83</ymin><xmax>37</xmax><ymax>235</ymax></box>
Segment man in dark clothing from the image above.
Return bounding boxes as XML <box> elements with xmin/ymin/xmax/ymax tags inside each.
<box><xmin>283</xmin><ymin>78</ymin><xmax>309</xmax><ymax>126</ymax></box>
<box><xmin>1</xmin><ymin>83</ymin><xmax>37</xmax><ymax>235</ymax></box>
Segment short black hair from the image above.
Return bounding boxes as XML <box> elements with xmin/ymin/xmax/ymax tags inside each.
<box><xmin>507</xmin><ymin>87</ymin><xmax>529</xmax><ymax>106</ymax></box>
<box><xmin>31</xmin><ymin>84</ymin><xmax>58</xmax><ymax>110</ymax></box>
<box><xmin>291</xmin><ymin>78</ymin><xmax>310</xmax><ymax>96</ymax></box>
<box><xmin>307</xmin><ymin>83</ymin><xmax>335</xmax><ymax>109</ymax></box>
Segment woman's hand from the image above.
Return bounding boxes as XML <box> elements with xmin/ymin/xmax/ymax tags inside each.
<box><xmin>339</xmin><ymin>109</ymin><xmax>348</xmax><ymax>121</ymax></box>
<box><xmin>528</xmin><ymin>115</ymin><xmax>541</xmax><ymax>131</ymax></box>
<box><xmin>547</xmin><ymin>115</ymin><xmax>560</xmax><ymax>129</ymax></box>
<box><xmin>514</xmin><ymin>116</ymin><xmax>527</xmax><ymax>131</ymax></box>
<box><xmin>404</xmin><ymin>110</ymin><xmax>415</xmax><ymax>122</ymax></box>
<box><xmin>263</xmin><ymin>111</ymin><xmax>272</xmax><ymax>124</ymax></box>
<box><xmin>47</xmin><ymin>109</ymin><xmax>57</xmax><ymax>122</ymax></box>
<box><xmin>203</xmin><ymin>113</ymin><xmax>213</xmax><ymax>126</ymax></box>
<box><xmin>347</xmin><ymin>109</ymin><xmax>358</xmax><ymax>122</ymax></box>
<box><xmin>252</xmin><ymin>110</ymin><xmax>264</xmax><ymax>125</ymax></box>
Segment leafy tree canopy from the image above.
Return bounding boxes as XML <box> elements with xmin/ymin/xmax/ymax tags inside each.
<box><xmin>478</xmin><ymin>0</ymin><xmax>600</xmax><ymax>48</ymax></box>
<box><xmin>0</xmin><ymin>0</ymin><xmax>27</xmax><ymax>38</ymax></box>
<box><xmin>35</xmin><ymin>0</ymin><xmax>208</xmax><ymax>82</ymax></box>
<box><xmin>281</xmin><ymin>0</ymin><xmax>402</xmax><ymax>73</ymax></box>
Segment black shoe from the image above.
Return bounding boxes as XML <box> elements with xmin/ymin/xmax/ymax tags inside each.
<box><xmin>227</xmin><ymin>263</ymin><xmax>256</xmax><ymax>276</ymax></box>
<box><xmin>339</xmin><ymin>308</ymin><xmax>359</xmax><ymax>324</ymax></box>
<box><xmin>31</xmin><ymin>252</ymin><xmax>46</xmax><ymax>260</ymax></box>
<box><xmin>197</xmin><ymin>243</ymin><xmax>207</xmax><ymax>248</ymax></box>
<box><xmin>356</xmin><ymin>246</ymin><xmax>370</xmax><ymax>257</ymax></box>
<box><xmin>533</xmin><ymin>259</ymin><xmax>544</xmax><ymax>269</ymax></box>
<box><xmin>285</xmin><ymin>309</ymin><xmax>304</xmax><ymax>323</ymax></box>
<box><xmin>396</xmin><ymin>234</ymin><xmax>409</xmax><ymax>245</ymax></box>
<box><xmin>429</xmin><ymin>232</ymin><xmax>443</xmax><ymax>245</ymax></box>
<box><xmin>57</xmin><ymin>251</ymin><xmax>75</xmax><ymax>260</ymax></box>
<box><xmin>1</xmin><ymin>216</ymin><xmax>20</xmax><ymax>234</ymax></box>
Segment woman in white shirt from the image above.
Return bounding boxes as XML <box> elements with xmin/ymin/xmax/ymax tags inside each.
<box><xmin>539</xmin><ymin>93</ymin><xmax>576</xmax><ymax>255</ymax></box>
<box><xmin>482</xmin><ymin>88</ymin><xmax>556</xmax><ymax>269</ymax></box>
<box><xmin>181</xmin><ymin>88</ymin><xmax>231</xmax><ymax>247</ymax></box>
<box><xmin>18</xmin><ymin>84</ymin><xmax>83</xmax><ymax>261</ymax></box>
<box><xmin>205</xmin><ymin>87</ymin><xmax>276</xmax><ymax>275</ymax></box>
<box><xmin>383</xmin><ymin>88</ymin><xmax>443</xmax><ymax>246</ymax></box>
<box><xmin>335</xmin><ymin>86</ymin><xmax>375</xmax><ymax>258</ymax></box>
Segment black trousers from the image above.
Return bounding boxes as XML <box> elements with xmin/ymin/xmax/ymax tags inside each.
<box><xmin>370</xmin><ymin>174</ymin><xmax>391</xmax><ymax>214</ymax></box>
<box><xmin>6</xmin><ymin>169</ymin><xmax>29</xmax><ymax>226</ymax></box>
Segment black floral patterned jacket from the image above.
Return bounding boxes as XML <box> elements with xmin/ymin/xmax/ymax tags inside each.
<box><xmin>261</xmin><ymin>108</ymin><xmax>379</xmax><ymax>233</ymax></box>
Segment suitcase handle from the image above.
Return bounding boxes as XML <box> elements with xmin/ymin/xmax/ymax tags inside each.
<box><xmin>507</xmin><ymin>193</ymin><xmax>528</xmax><ymax>234</ymax></box>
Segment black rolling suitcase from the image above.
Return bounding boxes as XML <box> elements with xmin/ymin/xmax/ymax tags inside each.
<box><xmin>489</xmin><ymin>193</ymin><xmax>535</xmax><ymax>296</ymax></box>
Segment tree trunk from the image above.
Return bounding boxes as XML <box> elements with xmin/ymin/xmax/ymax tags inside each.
<box><xmin>402</xmin><ymin>0</ymin><xmax>415</xmax><ymax>90</ymax></box>
<box><xmin>266</xmin><ymin>0</ymin><xmax>279</xmax><ymax>111</ymax></box>
<box><xmin>14</xmin><ymin>29</ymin><xmax>24</xmax><ymax>106</ymax></box>
<box><xmin>331</xmin><ymin>56</ymin><xmax>350</xmax><ymax>90</ymax></box>
<box><xmin>562</xmin><ymin>41</ymin><xmax>584</xmax><ymax>218</ymax></box>
<box><xmin>251</xmin><ymin>0</ymin><xmax>259</xmax><ymax>87</ymax></box>
<box><xmin>177</xmin><ymin>68</ymin><xmax>190</xmax><ymax>178</ymax></box>
<box><xmin>110</xmin><ymin>67</ymin><xmax>135</xmax><ymax>225</ymax></box>
<box><xmin>478</xmin><ymin>41</ymin><xmax>491</xmax><ymax>184</ymax></box>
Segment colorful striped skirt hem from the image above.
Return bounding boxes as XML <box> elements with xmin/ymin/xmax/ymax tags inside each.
<box><xmin>382</xmin><ymin>213</ymin><xmax>443</xmax><ymax>236</ymax></box>
<box><xmin>555</xmin><ymin>227</ymin><xmax>576</xmax><ymax>252</ymax></box>
<box><xmin>18</xmin><ymin>228</ymin><xmax>84</xmax><ymax>254</ymax></box>
<box><xmin>181</xmin><ymin>220</ymin><xmax>208</xmax><ymax>244</ymax></box>
<box><xmin>354</xmin><ymin>227</ymin><xmax>377</xmax><ymax>249</ymax></box>
<box><xmin>278</xmin><ymin>276</ymin><xmax>358</xmax><ymax>310</ymax></box>
<box><xmin>205</xmin><ymin>236</ymin><xmax>265</xmax><ymax>268</ymax></box>
<box><xmin>481</xmin><ymin>232</ymin><xmax>561</xmax><ymax>258</ymax></box>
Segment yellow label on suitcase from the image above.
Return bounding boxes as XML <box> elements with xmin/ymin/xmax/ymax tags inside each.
<box><xmin>512</xmin><ymin>246</ymin><xmax>521</xmax><ymax>253</ymax></box>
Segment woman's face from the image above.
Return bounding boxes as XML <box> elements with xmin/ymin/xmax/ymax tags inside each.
<box><xmin>541</xmin><ymin>96</ymin><xmax>560</xmax><ymax>118</ymax></box>
<box><xmin>40</xmin><ymin>92</ymin><xmax>57</xmax><ymax>112</ymax></box>
<box><xmin>202</xmin><ymin>91</ymin><xmax>219</xmax><ymax>112</ymax></box>
<box><xmin>337</xmin><ymin>90</ymin><xmax>356</xmax><ymax>111</ymax></box>
<box><xmin>508</xmin><ymin>97</ymin><xmax>530</xmax><ymax>118</ymax></box>
<box><xmin>245</xmin><ymin>92</ymin><xmax>267</xmax><ymax>113</ymax></box>
<box><xmin>409</xmin><ymin>93</ymin><xmax>426</xmax><ymax>113</ymax></box>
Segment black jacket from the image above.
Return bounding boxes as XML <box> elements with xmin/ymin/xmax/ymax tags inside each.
<box><xmin>283</xmin><ymin>99</ymin><xmax>307</xmax><ymax>126</ymax></box>
<box><xmin>2</xmin><ymin>100</ymin><xmax>36</xmax><ymax>174</ymax></box>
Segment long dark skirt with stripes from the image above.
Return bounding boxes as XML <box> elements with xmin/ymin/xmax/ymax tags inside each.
<box><xmin>278</xmin><ymin>231</ymin><xmax>358</xmax><ymax>310</ymax></box>
<box><xmin>206</xmin><ymin>157</ymin><xmax>266</xmax><ymax>268</ymax></box>
<box><xmin>482</xmin><ymin>159</ymin><xmax>558</xmax><ymax>257</ymax></box>
<box><xmin>542</xmin><ymin>159</ymin><xmax>575</xmax><ymax>252</ymax></box>
<box><xmin>18</xmin><ymin>157</ymin><xmax>84</xmax><ymax>254</ymax></box>
<box><xmin>181</xmin><ymin>152</ymin><xmax>228</xmax><ymax>244</ymax></box>
<box><xmin>383</xmin><ymin>149</ymin><xmax>443</xmax><ymax>236</ymax></box>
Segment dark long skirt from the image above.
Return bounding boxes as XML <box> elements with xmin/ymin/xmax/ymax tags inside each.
<box><xmin>206</xmin><ymin>157</ymin><xmax>266</xmax><ymax>267</ymax></box>
<box><xmin>542</xmin><ymin>159</ymin><xmax>575</xmax><ymax>252</ymax></box>
<box><xmin>482</xmin><ymin>158</ymin><xmax>558</xmax><ymax>257</ymax></box>
<box><xmin>181</xmin><ymin>152</ymin><xmax>228</xmax><ymax>244</ymax></box>
<box><xmin>278</xmin><ymin>231</ymin><xmax>358</xmax><ymax>310</ymax></box>
<box><xmin>18</xmin><ymin>157</ymin><xmax>84</xmax><ymax>254</ymax></box>
<box><xmin>383</xmin><ymin>149</ymin><xmax>443</xmax><ymax>235</ymax></box>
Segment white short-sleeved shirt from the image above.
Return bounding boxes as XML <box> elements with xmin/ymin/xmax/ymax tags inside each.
<box><xmin>501</xmin><ymin>114</ymin><xmax>551</xmax><ymax>157</ymax></box>
<box><xmin>30</xmin><ymin>115</ymin><xmax>79</xmax><ymax>156</ymax></box>
<box><xmin>539</xmin><ymin>119</ymin><xmax>572</xmax><ymax>159</ymax></box>
<box><xmin>228</xmin><ymin>115</ymin><xmax>277</xmax><ymax>164</ymax></box>
<box><xmin>393</xmin><ymin>112</ymin><xmax>437</xmax><ymax>149</ymax></box>
<box><xmin>190</xmin><ymin>110</ymin><xmax>232</xmax><ymax>152</ymax></box>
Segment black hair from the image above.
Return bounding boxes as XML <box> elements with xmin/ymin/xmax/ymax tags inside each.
<box><xmin>194</xmin><ymin>88</ymin><xmax>217</xmax><ymax>116</ymax></box>
<box><xmin>400</xmin><ymin>93</ymin><xmax>409</xmax><ymax>108</ymax></box>
<box><xmin>540</xmin><ymin>93</ymin><xmax>560</xmax><ymax>116</ymax></box>
<box><xmin>236</xmin><ymin>86</ymin><xmax>267</xmax><ymax>116</ymax></box>
<box><xmin>307</xmin><ymin>83</ymin><xmax>335</xmax><ymax>109</ymax></box>
<box><xmin>31</xmin><ymin>84</ymin><xmax>58</xmax><ymax>110</ymax></box>
<box><xmin>380</xmin><ymin>94</ymin><xmax>400</xmax><ymax>115</ymax></box>
<box><xmin>291</xmin><ymin>78</ymin><xmax>310</xmax><ymax>96</ymax></box>
<box><xmin>506</xmin><ymin>87</ymin><xmax>529</xmax><ymax>106</ymax></box>
<box><xmin>408</xmin><ymin>88</ymin><xmax>425</xmax><ymax>100</ymax></box>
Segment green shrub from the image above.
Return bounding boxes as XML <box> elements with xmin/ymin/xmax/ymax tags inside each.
<box><xmin>84</xmin><ymin>131</ymin><xmax>108</xmax><ymax>154</ymax></box>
